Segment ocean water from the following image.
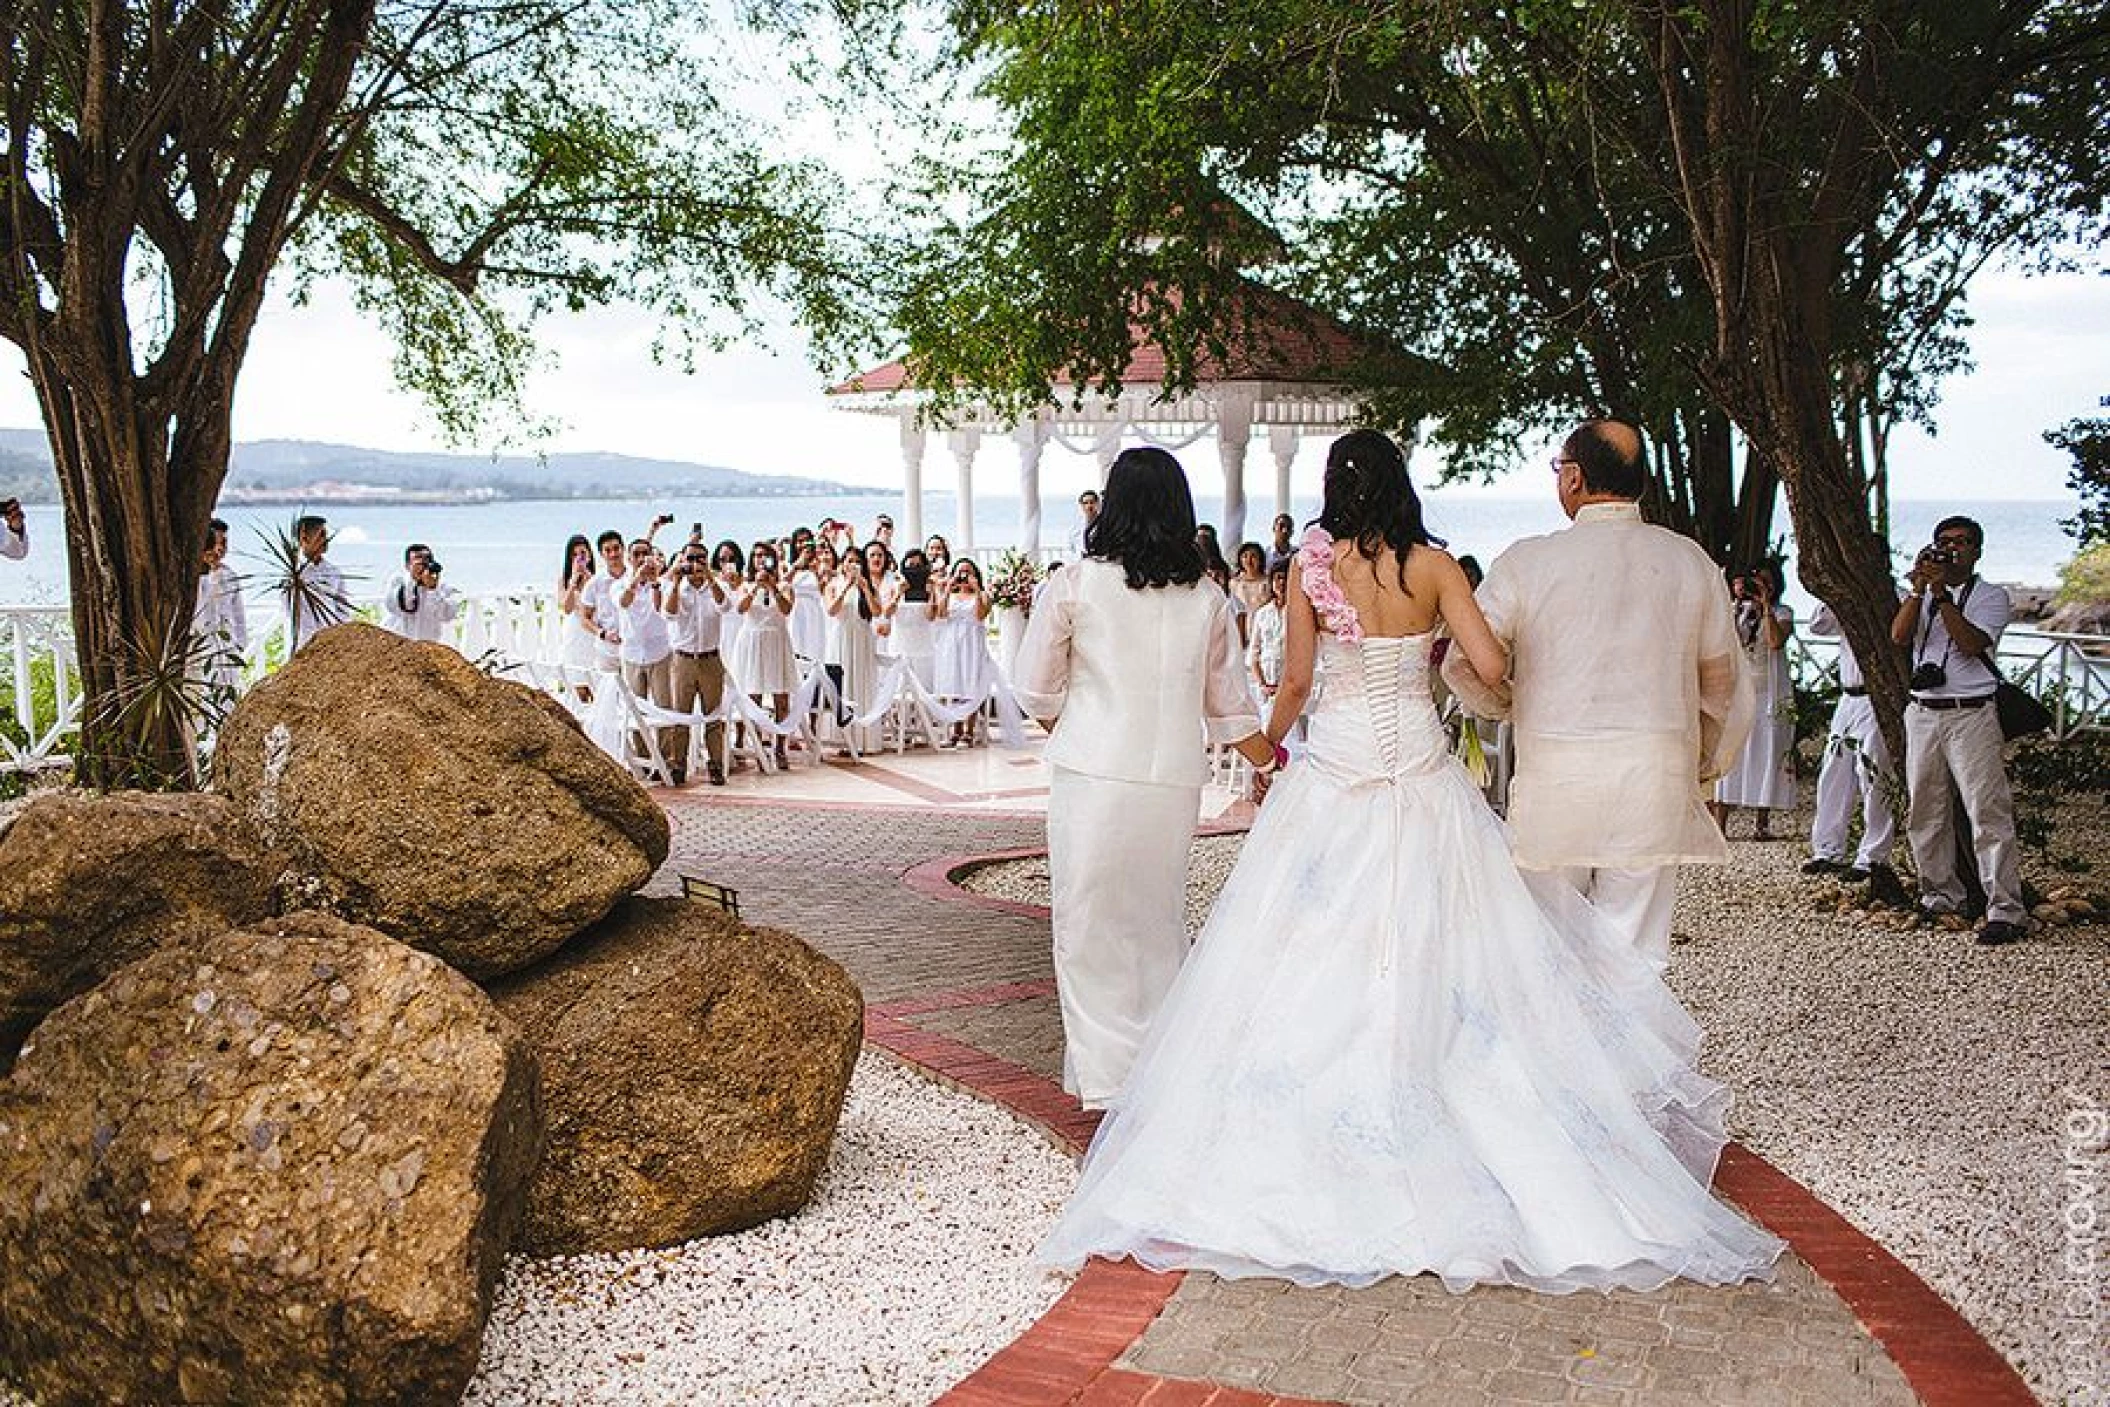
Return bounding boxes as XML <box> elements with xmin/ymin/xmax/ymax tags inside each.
<box><xmin>0</xmin><ymin>492</ymin><xmax>2084</xmax><ymax>613</ymax></box>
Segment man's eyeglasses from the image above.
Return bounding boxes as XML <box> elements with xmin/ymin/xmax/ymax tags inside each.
<box><xmin>1550</xmin><ymin>456</ymin><xmax>1580</xmax><ymax>473</ymax></box>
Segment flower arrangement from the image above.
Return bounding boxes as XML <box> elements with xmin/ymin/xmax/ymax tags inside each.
<box><xmin>1298</xmin><ymin>528</ymin><xmax>1362</xmax><ymax>641</ymax></box>
<box><xmin>987</xmin><ymin>549</ymin><xmax>1041</xmax><ymax>611</ymax></box>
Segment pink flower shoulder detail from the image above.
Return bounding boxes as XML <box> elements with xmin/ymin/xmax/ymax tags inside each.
<box><xmin>1298</xmin><ymin>528</ymin><xmax>1363</xmax><ymax>642</ymax></box>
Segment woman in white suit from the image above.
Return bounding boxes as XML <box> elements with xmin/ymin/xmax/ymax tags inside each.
<box><xmin>1014</xmin><ymin>448</ymin><xmax>1277</xmax><ymax>1110</ymax></box>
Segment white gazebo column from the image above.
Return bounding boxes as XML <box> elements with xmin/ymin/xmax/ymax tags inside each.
<box><xmin>948</xmin><ymin>425</ymin><xmax>982</xmax><ymax>555</ymax></box>
<box><xmin>899</xmin><ymin>414</ymin><xmax>927</xmax><ymax>546</ymax></box>
<box><xmin>1093</xmin><ymin>404</ymin><xmax>1125</xmax><ymax>482</ymax></box>
<box><xmin>1013</xmin><ymin>414</ymin><xmax>1051</xmax><ymax>554</ymax></box>
<box><xmin>1270</xmin><ymin>424</ymin><xmax>1298</xmax><ymax>524</ymax></box>
<box><xmin>1215</xmin><ymin>391</ymin><xmax>1255</xmax><ymax>548</ymax></box>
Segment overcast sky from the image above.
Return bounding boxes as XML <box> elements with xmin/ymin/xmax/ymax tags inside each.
<box><xmin>3</xmin><ymin>258</ymin><xmax>2101</xmax><ymax>504</ymax></box>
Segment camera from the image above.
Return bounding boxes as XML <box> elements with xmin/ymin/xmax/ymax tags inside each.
<box><xmin>424</xmin><ymin>559</ymin><xmax>443</xmax><ymax>577</ymax></box>
<box><xmin>1917</xmin><ymin>543</ymin><xmax>1956</xmax><ymax>567</ymax></box>
<box><xmin>1910</xmin><ymin>661</ymin><xmax>1948</xmax><ymax>692</ymax></box>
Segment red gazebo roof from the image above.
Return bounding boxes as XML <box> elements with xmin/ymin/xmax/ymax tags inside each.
<box><xmin>829</xmin><ymin>278</ymin><xmax>1396</xmax><ymax>399</ymax></box>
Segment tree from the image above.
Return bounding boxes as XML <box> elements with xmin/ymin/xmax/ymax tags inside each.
<box><xmin>0</xmin><ymin>0</ymin><xmax>872</xmax><ymax>787</ymax></box>
<box><xmin>2047</xmin><ymin>415</ymin><xmax>2110</xmax><ymax>546</ymax></box>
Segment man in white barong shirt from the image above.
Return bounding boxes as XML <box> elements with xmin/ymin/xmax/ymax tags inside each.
<box><xmin>1803</xmin><ymin>600</ymin><xmax>1897</xmax><ymax>882</ymax></box>
<box><xmin>287</xmin><ymin>515</ymin><xmax>353</xmax><ymax>653</ymax></box>
<box><xmin>1442</xmin><ymin>420</ymin><xmax>1753</xmax><ymax>973</ymax></box>
<box><xmin>1</xmin><ymin>499</ymin><xmax>26</xmax><ymax>560</ymax></box>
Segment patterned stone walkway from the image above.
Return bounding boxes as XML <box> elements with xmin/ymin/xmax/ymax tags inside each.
<box><xmin>654</xmin><ymin>758</ymin><xmax>2037</xmax><ymax>1407</ymax></box>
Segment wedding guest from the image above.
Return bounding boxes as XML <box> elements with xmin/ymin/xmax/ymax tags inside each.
<box><xmin>286</xmin><ymin>514</ymin><xmax>352</xmax><ymax>652</ymax></box>
<box><xmin>1891</xmin><ymin>515</ymin><xmax>2027</xmax><ymax>944</ymax></box>
<box><xmin>1246</xmin><ymin>561</ymin><xmax>1289</xmax><ymax>701</ymax></box>
<box><xmin>864</xmin><ymin>539</ymin><xmax>900</xmax><ymax>650</ymax></box>
<box><xmin>578</xmin><ymin>529</ymin><xmax>629</xmax><ymax>670</ymax></box>
<box><xmin>1014</xmin><ymin>446</ymin><xmax>1273</xmax><ymax>1109</ymax></box>
<box><xmin>193</xmin><ymin>518</ymin><xmax>247</xmax><ymax>709</ymax></box>
<box><xmin>931</xmin><ymin>557</ymin><xmax>995</xmax><ymax>748</ymax></box>
<box><xmin>731</xmin><ymin>540</ymin><xmax>797</xmax><ymax>769</ymax></box>
<box><xmin>873</xmin><ymin>514</ymin><xmax>897</xmax><ymax>552</ymax></box>
<box><xmin>380</xmin><ymin>543</ymin><xmax>460</xmax><ymax>644</ymax></box>
<box><xmin>1068</xmin><ymin>489</ymin><xmax>1101</xmax><ymax>557</ymax></box>
<box><xmin>892</xmin><ymin>549</ymin><xmax>940</xmax><ymax>693</ymax></box>
<box><xmin>1196</xmin><ymin>523</ymin><xmax>1231</xmax><ymax>581</ymax></box>
<box><xmin>0</xmin><ymin>498</ymin><xmax>25</xmax><ymax>560</ymax></box>
<box><xmin>665</xmin><ymin>539</ymin><xmax>729</xmax><ymax>785</ymax></box>
<box><xmin>618</xmin><ymin>537</ymin><xmax>680</xmax><ymax>778</ymax></box>
<box><xmin>1804</xmin><ymin>598</ymin><xmax>1896</xmax><ymax>883</ymax></box>
<box><xmin>1264</xmin><ymin>512</ymin><xmax>1296</xmax><ymax>572</ymax></box>
<box><xmin>709</xmin><ymin>538</ymin><xmax>746</xmax><ymax>670</ymax></box>
<box><xmin>556</xmin><ymin>535</ymin><xmax>602</xmax><ymax>683</ymax></box>
<box><xmin>1711</xmin><ymin>564</ymin><xmax>1796</xmax><ymax>840</ymax></box>
<box><xmin>1441</xmin><ymin>419</ymin><xmax>1754</xmax><ymax>973</ymax></box>
<box><xmin>822</xmin><ymin>540</ymin><xmax>885</xmax><ymax>755</ymax></box>
<box><xmin>790</xmin><ymin>537</ymin><xmax>834</xmax><ymax>665</ymax></box>
<box><xmin>924</xmin><ymin>534</ymin><xmax>953</xmax><ymax>575</ymax></box>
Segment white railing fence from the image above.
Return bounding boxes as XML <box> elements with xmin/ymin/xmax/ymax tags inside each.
<box><xmin>4</xmin><ymin>597</ymin><xmax>2105</xmax><ymax>776</ymax></box>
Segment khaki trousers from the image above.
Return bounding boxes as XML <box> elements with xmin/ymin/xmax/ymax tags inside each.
<box><xmin>624</xmin><ymin>654</ymin><xmax>679</xmax><ymax>773</ymax></box>
<box><xmin>1548</xmin><ymin>865</ymin><xmax>1680</xmax><ymax>976</ymax></box>
<box><xmin>1905</xmin><ymin>701</ymin><xmax>2024</xmax><ymax>923</ymax></box>
<box><xmin>670</xmin><ymin>650</ymin><xmax>727</xmax><ymax>773</ymax></box>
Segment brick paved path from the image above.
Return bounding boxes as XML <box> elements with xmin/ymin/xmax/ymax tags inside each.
<box><xmin>658</xmin><ymin>787</ymin><xmax>2027</xmax><ymax>1407</ymax></box>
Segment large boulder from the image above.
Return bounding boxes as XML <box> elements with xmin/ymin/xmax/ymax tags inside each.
<box><xmin>0</xmin><ymin>790</ymin><xmax>278</xmax><ymax>1071</ymax></box>
<box><xmin>485</xmin><ymin>896</ymin><xmax>862</xmax><ymax>1255</ymax></box>
<box><xmin>212</xmin><ymin>623</ymin><xmax>670</xmax><ymax>979</ymax></box>
<box><xmin>0</xmin><ymin>912</ymin><xmax>543</xmax><ymax>1407</ymax></box>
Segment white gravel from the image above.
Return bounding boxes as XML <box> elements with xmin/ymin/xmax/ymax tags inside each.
<box><xmin>1</xmin><ymin>1053</ymin><xmax>1076</xmax><ymax>1407</ymax></box>
<box><xmin>963</xmin><ymin>810</ymin><xmax>2109</xmax><ymax>1405</ymax></box>
<box><xmin>464</xmin><ymin>1050</ymin><xmax>1076</xmax><ymax>1405</ymax></box>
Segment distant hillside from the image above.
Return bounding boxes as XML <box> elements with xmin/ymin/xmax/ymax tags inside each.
<box><xmin>0</xmin><ymin>430</ymin><xmax>852</xmax><ymax>503</ymax></box>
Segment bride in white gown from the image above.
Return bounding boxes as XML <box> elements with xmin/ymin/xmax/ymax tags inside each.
<box><xmin>1039</xmin><ymin>430</ymin><xmax>1784</xmax><ymax>1295</ymax></box>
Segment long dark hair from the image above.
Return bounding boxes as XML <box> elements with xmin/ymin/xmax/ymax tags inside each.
<box><xmin>847</xmin><ymin>541</ymin><xmax>879</xmax><ymax>619</ymax></box>
<box><xmin>560</xmin><ymin>533</ymin><xmax>592</xmax><ymax>591</ymax></box>
<box><xmin>1316</xmin><ymin>429</ymin><xmax>1442</xmax><ymax>592</ymax></box>
<box><xmin>1089</xmin><ymin>447</ymin><xmax>1203</xmax><ymax>590</ymax></box>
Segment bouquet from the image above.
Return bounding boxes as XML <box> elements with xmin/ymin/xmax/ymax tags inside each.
<box><xmin>987</xmin><ymin>549</ymin><xmax>1041</xmax><ymax>611</ymax></box>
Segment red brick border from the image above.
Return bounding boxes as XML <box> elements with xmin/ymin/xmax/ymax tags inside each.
<box><xmin>898</xmin><ymin>846</ymin><xmax>2040</xmax><ymax>1407</ymax></box>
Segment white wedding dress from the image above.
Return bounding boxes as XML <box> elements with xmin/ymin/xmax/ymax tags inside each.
<box><xmin>1039</xmin><ymin>603</ymin><xmax>1786</xmax><ymax>1294</ymax></box>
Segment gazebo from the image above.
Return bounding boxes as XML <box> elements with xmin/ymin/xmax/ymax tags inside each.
<box><xmin>827</xmin><ymin>279</ymin><xmax>1399</xmax><ymax>554</ymax></box>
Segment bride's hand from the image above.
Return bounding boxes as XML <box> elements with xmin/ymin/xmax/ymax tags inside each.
<box><xmin>1248</xmin><ymin>769</ymin><xmax>1274</xmax><ymax>805</ymax></box>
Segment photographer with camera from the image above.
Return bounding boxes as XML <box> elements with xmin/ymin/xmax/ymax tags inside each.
<box><xmin>1</xmin><ymin>498</ymin><xmax>25</xmax><ymax>560</ymax></box>
<box><xmin>1889</xmin><ymin>515</ymin><xmax>2026</xmax><ymax>944</ymax></box>
<box><xmin>1709</xmin><ymin>564</ymin><xmax>1796</xmax><ymax>840</ymax></box>
<box><xmin>663</xmin><ymin>538</ymin><xmax>729</xmax><ymax>786</ymax></box>
<box><xmin>380</xmin><ymin>542</ymin><xmax>460</xmax><ymax>644</ymax></box>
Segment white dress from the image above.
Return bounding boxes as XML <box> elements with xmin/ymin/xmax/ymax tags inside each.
<box><xmin>933</xmin><ymin>596</ymin><xmax>994</xmax><ymax>699</ymax></box>
<box><xmin>731</xmin><ymin>591</ymin><xmax>798</xmax><ymax>694</ymax></box>
<box><xmin>789</xmin><ymin>570</ymin><xmax>828</xmax><ymax>663</ymax></box>
<box><xmin>824</xmin><ymin>593</ymin><xmax>883</xmax><ymax>752</ymax></box>
<box><xmin>1039</xmin><ymin>594</ymin><xmax>1785</xmax><ymax>1293</ymax></box>
<box><xmin>1714</xmin><ymin>605</ymin><xmax>1797</xmax><ymax>810</ymax></box>
<box><xmin>891</xmin><ymin>593</ymin><xmax>938</xmax><ymax>692</ymax></box>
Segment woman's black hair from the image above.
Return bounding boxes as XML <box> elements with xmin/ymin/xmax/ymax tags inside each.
<box><xmin>951</xmin><ymin>557</ymin><xmax>985</xmax><ymax>590</ymax></box>
<box><xmin>900</xmin><ymin>549</ymin><xmax>933</xmax><ymax>600</ymax></box>
<box><xmin>713</xmin><ymin>539</ymin><xmax>745</xmax><ymax>573</ymax></box>
<box><xmin>1090</xmin><ymin>447</ymin><xmax>1204</xmax><ymax>590</ymax></box>
<box><xmin>848</xmin><ymin>542</ymin><xmax>880</xmax><ymax>619</ymax></box>
<box><xmin>1316</xmin><ymin>429</ymin><xmax>1443</xmax><ymax>592</ymax></box>
<box><xmin>561</xmin><ymin>534</ymin><xmax>593</xmax><ymax>591</ymax></box>
<box><xmin>1194</xmin><ymin>523</ymin><xmax>1231</xmax><ymax>577</ymax></box>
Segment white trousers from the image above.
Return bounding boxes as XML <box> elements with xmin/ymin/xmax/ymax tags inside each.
<box><xmin>1548</xmin><ymin>865</ymin><xmax>1679</xmax><ymax>976</ymax></box>
<box><xmin>1047</xmin><ymin>766</ymin><xmax>1201</xmax><ymax>1109</ymax></box>
<box><xmin>1809</xmin><ymin>694</ymin><xmax>1896</xmax><ymax>868</ymax></box>
<box><xmin>1905</xmin><ymin>701</ymin><xmax>2025</xmax><ymax>923</ymax></box>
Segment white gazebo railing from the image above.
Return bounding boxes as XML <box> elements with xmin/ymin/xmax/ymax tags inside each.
<box><xmin>4</xmin><ymin>598</ymin><xmax>2105</xmax><ymax>777</ymax></box>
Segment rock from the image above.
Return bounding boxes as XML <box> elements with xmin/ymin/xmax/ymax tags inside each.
<box><xmin>212</xmin><ymin>623</ymin><xmax>670</xmax><ymax>979</ymax></box>
<box><xmin>0</xmin><ymin>790</ymin><xmax>278</xmax><ymax>1071</ymax></box>
<box><xmin>0</xmin><ymin>912</ymin><xmax>542</xmax><ymax>1407</ymax></box>
<box><xmin>485</xmin><ymin>896</ymin><xmax>862</xmax><ymax>1255</ymax></box>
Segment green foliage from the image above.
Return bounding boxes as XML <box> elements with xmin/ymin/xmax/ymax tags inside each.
<box><xmin>2047</xmin><ymin>416</ymin><xmax>2110</xmax><ymax>547</ymax></box>
<box><xmin>2009</xmin><ymin>727</ymin><xmax>2110</xmax><ymax>875</ymax></box>
<box><xmin>2056</xmin><ymin>542</ymin><xmax>2110</xmax><ymax>608</ymax></box>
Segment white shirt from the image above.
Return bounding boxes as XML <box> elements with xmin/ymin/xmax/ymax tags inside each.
<box><xmin>616</xmin><ymin>577</ymin><xmax>672</xmax><ymax>664</ymax></box>
<box><xmin>194</xmin><ymin>566</ymin><xmax>249</xmax><ymax>653</ymax></box>
<box><xmin>380</xmin><ymin>574</ymin><xmax>460</xmax><ymax>643</ymax></box>
<box><xmin>1013</xmin><ymin>559</ymin><xmax>1261</xmax><ymax>788</ymax></box>
<box><xmin>579</xmin><ymin>572</ymin><xmax>625</xmax><ymax>642</ymax></box>
<box><xmin>1910</xmin><ymin>576</ymin><xmax>2008</xmax><ymax>700</ymax></box>
<box><xmin>1246</xmin><ymin>600</ymin><xmax>1287</xmax><ymax>684</ymax></box>
<box><xmin>287</xmin><ymin>557</ymin><xmax>352</xmax><ymax>652</ymax></box>
<box><xmin>1440</xmin><ymin>501</ymin><xmax>1754</xmax><ymax>869</ymax></box>
<box><xmin>0</xmin><ymin>521</ymin><xmax>25</xmax><ymax>560</ymax></box>
<box><xmin>664</xmin><ymin>576</ymin><xmax>725</xmax><ymax>654</ymax></box>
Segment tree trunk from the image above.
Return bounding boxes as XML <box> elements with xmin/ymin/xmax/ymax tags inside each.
<box><xmin>29</xmin><ymin>343</ymin><xmax>224</xmax><ymax>789</ymax></box>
